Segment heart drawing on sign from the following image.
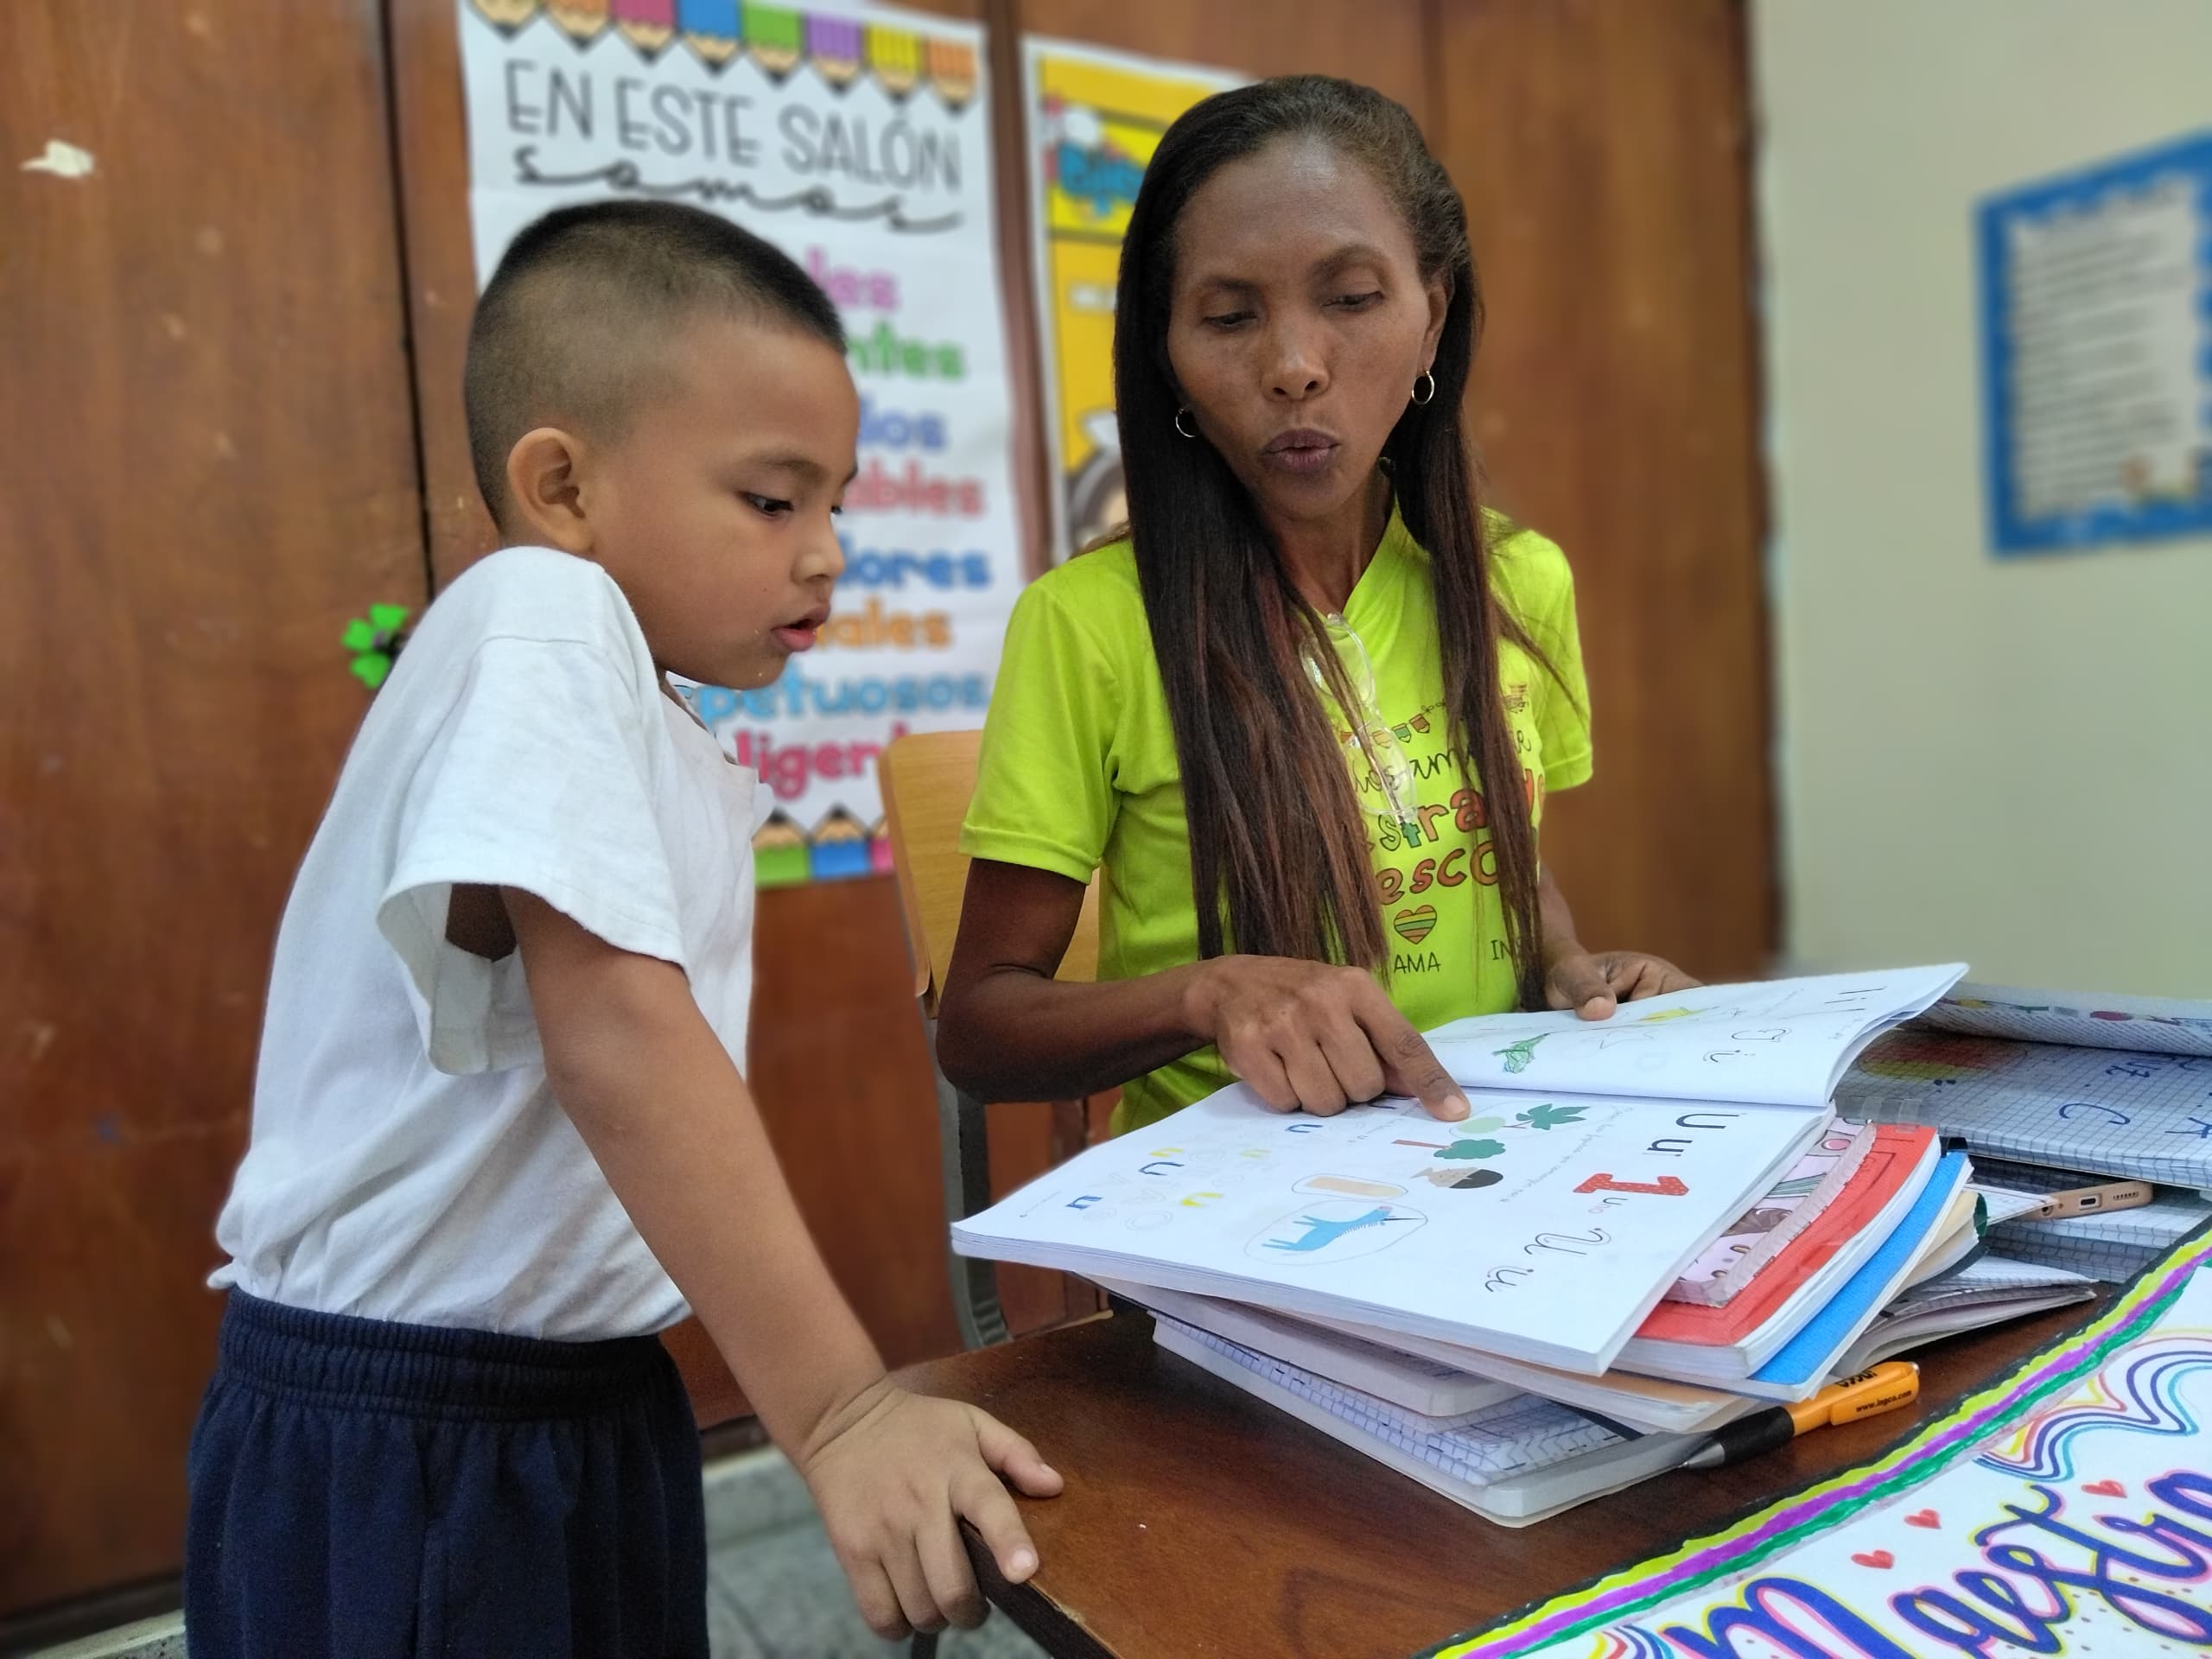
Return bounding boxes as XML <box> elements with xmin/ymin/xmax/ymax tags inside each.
<box><xmin>1393</xmin><ymin>906</ymin><xmax>1438</xmax><ymax>945</ymax></box>
<box><xmin>1851</xmin><ymin>1551</ymin><xmax>1894</xmax><ymax>1570</ymax></box>
<box><xmin>1905</xmin><ymin>1510</ymin><xmax>1940</xmax><ymax>1529</ymax></box>
<box><xmin>2084</xmin><ymin>1479</ymin><xmax>2126</xmax><ymax>1497</ymax></box>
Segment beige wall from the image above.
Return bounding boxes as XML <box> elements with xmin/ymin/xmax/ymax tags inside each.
<box><xmin>1753</xmin><ymin>0</ymin><xmax>2212</xmax><ymax>995</ymax></box>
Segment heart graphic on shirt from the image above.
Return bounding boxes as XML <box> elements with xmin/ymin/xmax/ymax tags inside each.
<box><xmin>2084</xmin><ymin>1479</ymin><xmax>2126</xmax><ymax>1497</ymax></box>
<box><xmin>1851</xmin><ymin>1551</ymin><xmax>1894</xmax><ymax>1570</ymax></box>
<box><xmin>1905</xmin><ymin>1510</ymin><xmax>1940</xmax><ymax>1529</ymax></box>
<box><xmin>1393</xmin><ymin>906</ymin><xmax>1438</xmax><ymax>945</ymax></box>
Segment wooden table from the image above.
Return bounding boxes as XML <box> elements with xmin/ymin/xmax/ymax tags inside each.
<box><xmin>899</xmin><ymin>1296</ymin><xmax>2107</xmax><ymax>1659</ymax></box>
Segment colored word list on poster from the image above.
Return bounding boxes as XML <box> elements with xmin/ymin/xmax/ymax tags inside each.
<box><xmin>459</xmin><ymin>0</ymin><xmax>1027</xmax><ymax>884</ymax></box>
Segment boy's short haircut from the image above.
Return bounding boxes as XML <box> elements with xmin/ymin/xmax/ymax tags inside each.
<box><xmin>463</xmin><ymin>200</ymin><xmax>845</xmax><ymax>527</ymax></box>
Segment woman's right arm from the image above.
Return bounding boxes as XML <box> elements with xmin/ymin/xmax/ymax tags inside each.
<box><xmin>934</xmin><ymin>858</ymin><xmax>1470</xmax><ymax>1122</ymax></box>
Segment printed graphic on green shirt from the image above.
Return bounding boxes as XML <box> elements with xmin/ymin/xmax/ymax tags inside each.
<box><xmin>1324</xmin><ymin>690</ymin><xmax>1547</xmax><ymax>999</ymax></box>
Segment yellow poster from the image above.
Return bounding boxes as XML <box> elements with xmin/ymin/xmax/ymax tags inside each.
<box><xmin>1022</xmin><ymin>39</ymin><xmax>1243</xmax><ymax>560</ymax></box>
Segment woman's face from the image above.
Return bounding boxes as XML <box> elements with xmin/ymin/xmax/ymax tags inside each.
<box><xmin>1166</xmin><ymin>136</ymin><xmax>1447</xmax><ymax>532</ymax></box>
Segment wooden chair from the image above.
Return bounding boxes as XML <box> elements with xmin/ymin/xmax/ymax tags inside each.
<box><xmin>878</xmin><ymin>729</ymin><xmax>1100</xmax><ymax>1351</ymax></box>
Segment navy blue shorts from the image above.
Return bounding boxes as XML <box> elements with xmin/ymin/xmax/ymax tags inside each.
<box><xmin>185</xmin><ymin>1292</ymin><xmax>707</xmax><ymax>1658</ymax></box>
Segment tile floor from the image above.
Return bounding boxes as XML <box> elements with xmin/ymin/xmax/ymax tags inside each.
<box><xmin>702</xmin><ymin>1449</ymin><xmax>1047</xmax><ymax>1659</ymax></box>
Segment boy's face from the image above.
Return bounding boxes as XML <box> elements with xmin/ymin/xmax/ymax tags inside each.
<box><xmin>584</xmin><ymin>316</ymin><xmax>859</xmax><ymax>691</ymax></box>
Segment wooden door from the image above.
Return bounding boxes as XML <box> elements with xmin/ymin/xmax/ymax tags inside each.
<box><xmin>0</xmin><ymin>0</ymin><xmax>430</xmax><ymax>1618</ymax></box>
<box><xmin>1432</xmin><ymin>0</ymin><xmax>1775</xmax><ymax>981</ymax></box>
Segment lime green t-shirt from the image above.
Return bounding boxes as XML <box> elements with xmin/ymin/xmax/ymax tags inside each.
<box><xmin>961</xmin><ymin>512</ymin><xmax>1593</xmax><ymax>1134</ymax></box>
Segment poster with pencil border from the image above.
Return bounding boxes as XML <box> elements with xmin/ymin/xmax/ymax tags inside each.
<box><xmin>456</xmin><ymin>0</ymin><xmax>1025</xmax><ymax>884</ymax></box>
<box><xmin>1420</xmin><ymin>1228</ymin><xmax>2212</xmax><ymax>1659</ymax></box>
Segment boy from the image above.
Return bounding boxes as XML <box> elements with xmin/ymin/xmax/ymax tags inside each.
<box><xmin>188</xmin><ymin>200</ymin><xmax>1059</xmax><ymax>1657</ymax></box>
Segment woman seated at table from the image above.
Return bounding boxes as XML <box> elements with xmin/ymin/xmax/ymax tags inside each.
<box><xmin>938</xmin><ymin>75</ymin><xmax>1692</xmax><ymax>1136</ymax></box>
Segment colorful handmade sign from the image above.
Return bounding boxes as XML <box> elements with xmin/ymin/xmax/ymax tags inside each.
<box><xmin>1423</xmin><ymin>1230</ymin><xmax>2212</xmax><ymax>1657</ymax></box>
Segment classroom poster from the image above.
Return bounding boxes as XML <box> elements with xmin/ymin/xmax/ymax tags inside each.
<box><xmin>1980</xmin><ymin>131</ymin><xmax>2212</xmax><ymax>556</ymax></box>
<box><xmin>457</xmin><ymin>0</ymin><xmax>1026</xmax><ymax>883</ymax></box>
<box><xmin>1423</xmin><ymin>1232</ymin><xmax>2212</xmax><ymax>1659</ymax></box>
<box><xmin>1022</xmin><ymin>38</ymin><xmax>1243</xmax><ymax>560</ymax></box>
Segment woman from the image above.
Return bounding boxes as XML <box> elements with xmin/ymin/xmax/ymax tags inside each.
<box><xmin>938</xmin><ymin>77</ymin><xmax>1693</xmax><ymax>1135</ymax></box>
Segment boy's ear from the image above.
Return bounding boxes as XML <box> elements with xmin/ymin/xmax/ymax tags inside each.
<box><xmin>503</xmin><ymin>426</ymin><xmax>594</xmax><ymax>553</ymax></box>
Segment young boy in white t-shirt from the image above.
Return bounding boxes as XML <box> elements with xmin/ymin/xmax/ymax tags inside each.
<box><xmin>187</xmin><ymin>200</ymin><xmax>1059</xmax><ymax>1657</ymax></box>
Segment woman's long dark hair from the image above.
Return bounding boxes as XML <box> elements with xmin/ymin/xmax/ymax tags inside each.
<box><xmin>1114</xmin><ymin>75</ymin><xmax>1555</xmax><ymax>1008</ymax></box>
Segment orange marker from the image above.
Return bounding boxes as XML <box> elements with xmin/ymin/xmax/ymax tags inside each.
<box><xmin>1683</xmin><ymin>1362</ymin><xmax>1920</xmax><ymax>1469</ymax></box>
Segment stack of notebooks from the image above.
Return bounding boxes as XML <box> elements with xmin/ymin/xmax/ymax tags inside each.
<box><xmin>950</xmin><ymin>964</ymin><xmax>2139</xmax><ymax>1525</ymax></box>
<box><xmin>1839</xmin><ymin>982</ymin><xmax>2212</xmax><ymax>1276</ymax></box>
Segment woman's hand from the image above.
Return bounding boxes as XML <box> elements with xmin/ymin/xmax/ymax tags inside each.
<box><xmin>1184</xmin><ymin>957</ymin><xmax>1471</xmax><ymax>1121</ymax></box>
<box><xmin>1545</xmin><ymin>950</ymin><xmax>1700</xmax><ymax>1020</ymax></box>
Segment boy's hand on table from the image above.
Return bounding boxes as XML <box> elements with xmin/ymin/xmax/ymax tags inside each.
<box><xmin>1546</xmin><ymin>950</ymin><xmax>1700</xmax><ymax>1020</ymax></box>
<box><xmin>798</xmin><ymin>1380</ymin><xmax>1063</xmax><ymax>1641</ymax></box>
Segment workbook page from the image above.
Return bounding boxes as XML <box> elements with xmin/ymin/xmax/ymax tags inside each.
<box><xmin>1426</xmin><ymin>965</ymin><xmax>1966</xmax><ymax>1109</ymax></box>
<box><xmin>953</xmin><ymin>1084</ymin><xmax>1832</xmax><ymax>1374</ymax></box>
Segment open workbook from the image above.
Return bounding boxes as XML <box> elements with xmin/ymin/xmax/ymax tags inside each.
<box><xmin>952</xmin><ymin>965</ymin><xmax>1967</xmax><ymax>1375</ymax></box>
<box><xmin>1423</xmin><ymin>964</ymin><xmax>1967</xmax><ymax>1107</ymax></box>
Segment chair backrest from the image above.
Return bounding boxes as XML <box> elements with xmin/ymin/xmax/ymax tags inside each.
<box><xmin>878</xmin><ymin>728</ymin><xmax>1099</xmax><ymax>1014</ymax></box>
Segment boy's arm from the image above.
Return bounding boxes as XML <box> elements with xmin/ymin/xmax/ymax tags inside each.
<box><xmin>500</xmin><ymin>887</ymin><xmax>1061</xmax><ymax>1640</ymax></box>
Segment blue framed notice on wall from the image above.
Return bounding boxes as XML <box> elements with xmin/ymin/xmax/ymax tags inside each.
<box><xmin>1979</xmin><ymin>131</ymin><xmax>2212</xmax><ymax>556</ymax></box>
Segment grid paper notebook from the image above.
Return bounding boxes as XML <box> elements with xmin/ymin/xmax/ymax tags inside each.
<box><xmin>1889</xmin><ymin>1252</ymin><xmax>2089</xmax><ymax>1312</ymax></box>
<box><xmin>1969</xmin><ymin>1158</ymin><xmax>2212</xmax><ymax>1280</ymax></box>
<box><xmin>1153</xmin><ymin>1315</ymin><xmax>1623</xmax><ymax>1485</ymax></box>
<box><xmin>1839</xmin><ymin>1038</ymin><xmax>2212</xmax><ymax>1189</ymax></box>
<box><xmin>1921</xmin><ymin>982</ymin><xmax>2212</xmax><ymax>1058</ymax></box>
<box><xmin>1984</xmin><ymin>1226</ymin><xmax>2176</xmax><ymax>1282</ymax></box>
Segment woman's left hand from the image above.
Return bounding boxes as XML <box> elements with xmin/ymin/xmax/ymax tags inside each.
<box><xmin>1545</xmin><ymin>950</ymin><xmax>1699</xmax><ymax>1020</ymax></box>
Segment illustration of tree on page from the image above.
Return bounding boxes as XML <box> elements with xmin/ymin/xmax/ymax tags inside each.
<box><xmin>1425</xmin><ymin>964</ymin><xmax>1967</xmax><ymax>1109</ymax></box>
<box><xmin>951</xmin><ymin>1083</ymin><xmax>1838</xmax><ymax>1375</ymax></box>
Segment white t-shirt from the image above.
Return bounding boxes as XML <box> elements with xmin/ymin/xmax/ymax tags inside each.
<box><xmin>212</xmin><ymin>546</ymin><xmax>765</xmax><ymax>1339</ymax></box>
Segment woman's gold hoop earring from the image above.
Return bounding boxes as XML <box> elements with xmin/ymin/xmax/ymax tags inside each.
<box><xmin>1173</xmin><ymin>407</ymin><xmax>1199</xmax><ymax>439</ymax></box>
<box><xmin>1410</xmin><ymin>372</ymin><xmax>1437</xmax><ymax>407</ymax></box>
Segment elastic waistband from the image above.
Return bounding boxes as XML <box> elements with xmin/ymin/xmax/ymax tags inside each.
<box><xmin>215</xmin><ymin>1292</ymin><xmax>671</xmax><ymax>1423</ymax></box>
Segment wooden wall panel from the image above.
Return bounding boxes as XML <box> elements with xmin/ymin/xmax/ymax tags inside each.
<box><xmin>1433</xmin><ymin>0</ymin><xmax>1775</xmax><ymax>980</ymax></box>
<box><xmin>0</xmin><ymin>0</ymin><xmax>429</xmax><ymax>1618</ymax></box>
<box><xmin>387</xmin><ymin>0</ymin><xmax>500</xmax><ymax>578</ymax></box>
<box><xmin>1007</xmin><ymin>0</ymin><xmax>1434</xmax><ymax>130</ymax></box>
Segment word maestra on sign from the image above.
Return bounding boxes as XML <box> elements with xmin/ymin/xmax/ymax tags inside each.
<box><xmin>1428</xmin><ymin>1232</ymin><xmax>2212</xmax><ymax>1659</ymax></box>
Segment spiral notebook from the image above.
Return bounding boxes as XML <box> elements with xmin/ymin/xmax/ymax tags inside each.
<box><xmin>1150</xmin><ymin>1315</ymin><xmax>1699</xmax><ymax>1526</ymax></box>
<box><xmin>1973</xmin><ymin>1156</ymin><xmax>2212</xmax><ymax>1281</ymax></box>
